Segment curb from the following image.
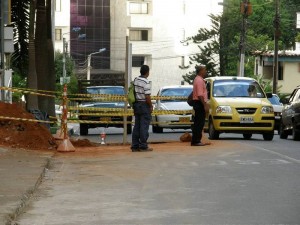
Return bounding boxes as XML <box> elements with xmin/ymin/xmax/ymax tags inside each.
<box><xmin>5</xmin><ymin>157</ymin><xmax>53</xmax><ymax>225</ymax></box>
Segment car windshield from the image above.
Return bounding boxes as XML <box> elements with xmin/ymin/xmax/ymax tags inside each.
<box><xmin>268</xmin><ymin>95</ymin><xmax>281</xmax><ymax>105</ymax></box>
<box><xmin>87</xmin><ymin>86</ymin><xmax>124</xmax><ymax>95</ymax></box>
<box><xmin>160</xmin><ymin>87</ymin><xmax>192</xmax><ymax>102</ymax></box>
<box><xmin>84</xmin><ymin>86</ymin><xmax>125</xmax><ymax>105</ymax></box>
<box><xmin>213</xmin><ymin>80</ymin><xmax>265</xmax><ymax>98</ymax></box>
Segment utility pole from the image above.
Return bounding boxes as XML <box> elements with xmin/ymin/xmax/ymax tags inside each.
<box><xmin>273</xmin><ymin>0</ymin><xmax>280</xmax><ymax>94</ymax></box>
<box><xmin>62</xmin><ymin>37</ymin><xmax>66</xmax><ymax>82</ymax></box>
<box><xmin>239</xmin><ymin>0</ymin><xmax>252</xmax><ymax>77</ymax></box>
<box><xmin>0</xmin><ymin>0</ymin><xmax>5</xmax><ymax>101</ymax></box>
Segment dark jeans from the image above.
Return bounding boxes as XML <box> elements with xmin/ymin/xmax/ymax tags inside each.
<box><xmin>191</xmin><ymin>101</ymin><xmax>205</xmax><ymax>144</ymax></box>
<box><xmin>131</xmin><ymin>102</ymin><xmax>151</xmax><ymax>149</ymax></box>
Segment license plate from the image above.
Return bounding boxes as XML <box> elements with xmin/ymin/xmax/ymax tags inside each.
<box><xmin>100</xmin><ymin>117</ymin><xmax>111</xmax><ymax>122</ymax></box>
<box><xmin>179</xmin><ymin>117</ymin><xmax>190</xmax><ymax>123</ymax></box>
<box><xmin>240</xmin><ymin>117</ymin><xmax>254</xmax><ymax>123</ymax></box>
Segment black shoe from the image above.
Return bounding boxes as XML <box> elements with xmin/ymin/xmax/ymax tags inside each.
<box><xmin>140</xmin><ymin>147</ymin><xmax>153</xmax><ymax>152</ymax></box>
<box><xmin>191</xmin><ymin>142</ymin><xmax>206</xmax><ymax>146</ymax></box>
<box><xmin>131</xmin><ymin>148</ymin><xmax>140</xmax><ymax>152</ymax></box>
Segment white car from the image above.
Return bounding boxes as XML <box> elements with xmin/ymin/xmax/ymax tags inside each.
<box><xmin>267</xmin><ymin>93</ymin><xmax>283</xmax><ymax>132</ymax></box>
<box><xmin>152</xmin><ymin>85</ymin><xmax>193</xmax><ymax>133</ymax></box>
<box><xmin>55</xmin><ymin>104</ymin><xmax>62</xmax><ymax>116</ymax></box>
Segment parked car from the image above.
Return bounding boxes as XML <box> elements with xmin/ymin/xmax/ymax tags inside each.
<box><xmin>279</xmin><ymin>85</ymin><xmax>300</xmax><ymax>140</ymax></box>
<box><xmin>204</xmin><ymin>76</ymin><xmax>275</xmax><ymax>141</ymax></box>
<box><xmin>267</xmin><ymin>93</ymin><xmax>283</xmax><ymax>132</ymax></box>
<box><xmin>78</xmin><ymin>86</ymin><xmax>132</xmax><ymax>135</ymax></box>
<box><xmin>55</xmin><ymin>104</ymin><xmax>62</xmax><ymax>116</ymax></box>
<box><xmin>152</xmin><ymin>85</ymin><xmax>193</xmax><ymax>133</ymax></box>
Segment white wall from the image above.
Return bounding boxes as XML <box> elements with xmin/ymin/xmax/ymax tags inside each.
<box><xmin>279</xmin><ymin>62</ymin><xmax>300</xmax><ymax>94</ymax></box>
<box><xmin>55</xmin><ymin>0</ymin><xmax>223</xmax><ymax>95</ymax></box>
<box><xmin>117</xmin><ymin>0</ymin><xmax>223</xmax><ymax>95</ymax></box>
<box><xmin>54</xmin><ymin>0</ymin><xmax>70</xmax><ymax>52</ymax></box>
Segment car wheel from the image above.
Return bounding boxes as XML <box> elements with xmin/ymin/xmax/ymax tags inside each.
<box><xmin>292</xmin><ymin>122</ymin><xmax>300</xmax><ymax>141</ymax></box>
<box><xmin>243</xmin><ymin>133</ymin><xmax>252</xmax><ymax>140</ymax></box>
<box><xmin>79</xmin><ymin>124</ymin><xmax>88</xmax><ymax>136</ymax></box>
<box><xmin>152</xmin><ymin>125</ymin><xmax>163</xmax><ymax>133</ymax></box>
<box><xmin>127</xmin><ymin>124</ymin><xmax>132</xmax><ymax>134</ymax></box>
<box><xmin>208</xmin><ymin>119</ymin><xmax>219</xmax><ymax>140</ymax></box>
<box><xmin>263</xmin><ymin>132</ymin><xmax>274</xmax><ymax>141</ymax></box>
<box><xmin>279</xmin><ymin>121</ymin><xmax>288</xmax><ymax>139</ymax></box>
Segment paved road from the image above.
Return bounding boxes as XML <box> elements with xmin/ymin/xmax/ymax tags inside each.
<box><xmin>69</xmin><ymin>124</ymin><xmax>193</xmax><ymax>144</ymax></box>
<box><xmin>12</xmin><ymin>133</ymin><xmax>300</xmax><ymax>225</ymax></box>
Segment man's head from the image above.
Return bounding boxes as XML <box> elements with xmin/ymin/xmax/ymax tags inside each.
<box><xmin>140</xmin><ymin>65</ymin><xmax>150</xmax><ymax>77</ymax></box>
<box><xmin>196</xmin><ymin>65</ymin><xmax>207</xmax><ymax>78</ymax></box>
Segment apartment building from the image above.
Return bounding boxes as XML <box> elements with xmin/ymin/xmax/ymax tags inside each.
<box><xmin>54</xmin><ymin>0</ymin><xmax>222</xmax><ymax>94</ymax></box>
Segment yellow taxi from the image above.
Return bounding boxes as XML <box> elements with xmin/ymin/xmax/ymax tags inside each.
<box><xmin>204</xmin><ymin>76</ymin><xmax>275</xmax><ymax>140</ymax></box>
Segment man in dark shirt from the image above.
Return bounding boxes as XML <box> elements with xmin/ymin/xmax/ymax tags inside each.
<box><xmin>131</xmin><ymin>65</ymin><xmax>153</xmax><ymax>152</ymax></box>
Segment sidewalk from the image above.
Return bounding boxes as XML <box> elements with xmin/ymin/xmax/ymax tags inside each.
<box><xmin>0</xmin><ymin>147</ymin><xmax>54</xmax><ymax>224</ymax></box>
<box><xmin>0</xmin><ymin>133</ymin><xmax>211</xmax><ymax>225</ymax></box>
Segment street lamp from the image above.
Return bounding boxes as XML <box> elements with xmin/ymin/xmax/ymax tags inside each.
<box><xmin>86</xmin><ymin>48</ymin><xmax>106</xmax><ymax>80</ymax></box>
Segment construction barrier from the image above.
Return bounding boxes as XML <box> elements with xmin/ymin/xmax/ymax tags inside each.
<box><xmin>0</xmin><ymin>85</ymin><xmax>194</xmax><ymax>148</ymax></box>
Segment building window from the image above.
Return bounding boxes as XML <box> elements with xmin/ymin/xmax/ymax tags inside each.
<box><xmin>132</xmin><ymin>56</ymin><xmax>145</xmax><ymax>67</ymax></box>
<box><xmin>55</xmin><ymin>29</ymin><xmax>62</xmax><ymax>41</ymax></box>
<box><xmin>55</xmin><ymin>0</ymin><xmax>61</xmax><ymax>12</ymax></box>
<box><xmin>129</xmin><ymin>29</ymin><xmax>149</xmax><ymax>41</ymax></box>
<box><xmin>129</xmin><ymin>2</ymin><xmax>148</xmax><ymax>14</ymax></box>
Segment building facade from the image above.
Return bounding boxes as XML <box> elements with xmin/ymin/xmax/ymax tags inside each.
<box><xmin>55</xmin><ymin>0</ymin><xmax>222</xmax><ymax>94</ymax></box>
<box><xmin>255</xmin><ymin>50</ymin><xmax>300</xmax><ymax>94</ymax></box>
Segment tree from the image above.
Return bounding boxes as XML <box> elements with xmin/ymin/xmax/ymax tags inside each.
<box><xmin>11</xmin><ymin>0</ymin><xmax>56</xmax><ymax>116</ymax></box>
<box><xmin>182</xmin><ymin>14</ymin><xmax>221</xmax><ymax>84</ymax></box>
<box><xmin>27</xmin><ymin>0</ymin><xmax>38</xmax><ymax>110</ymax></box>
<box><xmin>182</xmin><ymin>0</ymin><xmax>300</xmax><ymax>84</ymax></box>
<box><xmin>11</xmin><ymin>0</ymin><xmax>29</xmax><ymax>78</ymax></box>
<box><xmin>54</xmin><ymin>51</ymin><xmax>78</xmax><ymax>97</ymax></box>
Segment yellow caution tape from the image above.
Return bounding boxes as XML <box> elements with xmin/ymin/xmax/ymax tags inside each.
<box><xmin>70</xmin><ymin>106</ymin><xmax>131</xmax><ymax>112</ymax></box>
<box><xmin>0</xmin><ymin>116</ymin><xmax>54</xmax><ymax>124</ymax></box>
<box><xmin>0</xmin><ymin>87</ymin><xmax>56</xmax><ymax>98</ymax></box>
<box><xmin>69</xmin><ymin>97</ymin><xmax>127</xmax><ymax>101</ymax></box>
<box><xmin>78</xmin><ymin>113</ymin><xmax>133</xmax><ymax>117</ymax></box>
<box><xmin>68</xmin><ymin>119</ymin><xmax>192</xmax><ymax>125</ymax></box>
<box><xmin>11</xmin><ymin>87</ymin><xmax>60</xmax><ymax>95</ymax></box>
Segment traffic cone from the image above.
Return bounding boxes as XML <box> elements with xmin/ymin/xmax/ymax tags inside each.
<box><xmin>57</xmin><ymin>84</ymin><xmax>75</xmax><ymax>152</ymax></box>
<box><xmin>100</xmin><ymin>129</ymin><xmax>106</xmax><ymax>145</ymax></box>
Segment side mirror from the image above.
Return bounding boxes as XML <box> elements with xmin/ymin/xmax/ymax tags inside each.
<box><xmin>281</xmin><ymin>98</ymin><xmax>289</xmax><ymax>104</ymax></box>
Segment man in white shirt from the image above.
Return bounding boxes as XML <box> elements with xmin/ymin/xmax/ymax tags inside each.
<box><xmin>131</xmin><ymin>65</ymin><xmax>153</xmax><ymax>152</ymax></box>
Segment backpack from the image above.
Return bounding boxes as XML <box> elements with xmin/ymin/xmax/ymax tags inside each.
<box><xmin>187</xmin><ymin>91</ymin><xmax>194</xmax><ymax>106</ymax></box>
<box><xmin>128</xmin><ymin>79</ymin><xmax>136</xmax><ymax>107</ymax></box>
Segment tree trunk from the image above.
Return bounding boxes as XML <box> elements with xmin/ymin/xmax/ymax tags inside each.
<box><xmin>35</xmin><ymin>0</ymin><xmax>48</xmax><ymax>113</ymax></box>
<box><xmin>26</xmin><ymin>0</ymin><xmax>39</xmax><ymax>110</ymax></box>
<box><xmin>46</xmin><ymin>0</ymin><xmax>55</xmax><ymax>117</ymax></box>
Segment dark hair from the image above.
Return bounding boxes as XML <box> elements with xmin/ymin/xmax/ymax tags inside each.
<box><xmin>140</xmin><ymin>65</ymin><xmax>150</xmax><ymax>76</ymax></box>
<box><xmin>195</xmin><ymin>65</ymin><xmax>205</xmax><ymax>74</ymax></box>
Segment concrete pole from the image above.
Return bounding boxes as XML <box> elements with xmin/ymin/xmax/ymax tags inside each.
<box><xmin>62</xmin><ymin>37</ymin><xmax>66</xmax><ymax>81</ymax></box>
<box><xmin>239</xmin><ymin>0</ymin><xmax>247</xmax><ymax>77</ymax></box>
<box><xmin>123</xmin><ymin>36</ymin><xmax>129</xmax><ymax>144</ymax></box>
<box><xmin>87</xmin><ymin>54</ymin><xmax>91</xmax><ymax>80</ymax></box>
<box><xmin>0</xmin><ymin>0</ymin><xmax>5</xmax><ymax>100</ymax></box>
<box><xmin>273</xmin><ymin>0</ymin><xmax>280</xmax><ymax>94</ymax></box>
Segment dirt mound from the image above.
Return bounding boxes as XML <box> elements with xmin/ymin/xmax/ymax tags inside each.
<box><xmin>0</xmin><ymin>102</ymin><xmax>57</xmax><ymax>150</ymax></box>
<box><xmin>70</xmin><ymin>138</ymin><xmax>96</xmax><ymax>147</ymax></box>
